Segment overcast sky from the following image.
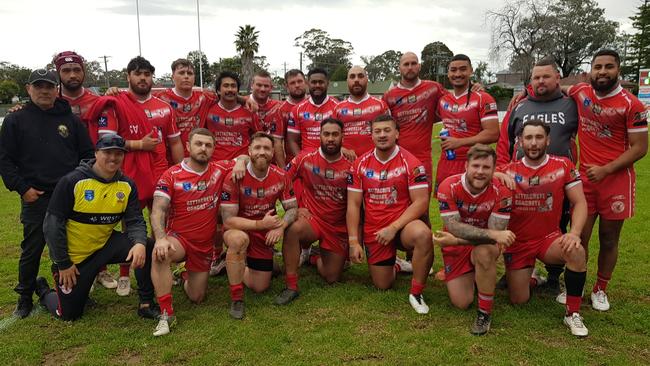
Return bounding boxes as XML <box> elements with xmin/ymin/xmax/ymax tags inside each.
<box><xmin>0</xmin><ymin>0</ymin><xmax>640</xmax><ymax>78</ymax></box>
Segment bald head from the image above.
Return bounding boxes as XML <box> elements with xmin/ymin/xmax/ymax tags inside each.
<box><xmin>399</xmin><ymin>52</ymin><xmax>420</xmax><ymax>83</ymax></box>
<box><xmin>347</xmin><ymin>65</ymin><xmax>368</xmax><ymax>97</ymax></box>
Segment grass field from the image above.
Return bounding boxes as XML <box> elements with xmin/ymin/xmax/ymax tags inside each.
<box><xmin>0</xmin><ymin>133</ymin><xmax>649</xmax><ymax>365</ymax></box>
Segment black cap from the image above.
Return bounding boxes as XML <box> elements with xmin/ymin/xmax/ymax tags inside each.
<box><xmin>27</xmin><ymin>69</ymin><xmax>59</xmax><ymax>85</ymax></box>
<box><xmin>95</xmin><ymin>134</ymin><xmax>127</xmax><ymax>151</ymax></box>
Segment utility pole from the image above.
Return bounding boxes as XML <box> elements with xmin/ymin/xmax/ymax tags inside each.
<box><xmin>135</xmin><ymin>0</ymin><xmax>142</xmax><ymax>55</ymax></box>
<box><xmin>99</xmin><ymin>55</ymin><xmax>111</xmax><ymax>88</ymax></box>
<box><xmin>196</xmin><ymin>0</ymin><xmax>204</xmax><ymax>88</ymax></box>
<box><xmin>283</xmin><ymin>62</ymin><xmax>287</xmax><ymax>77</ymax></box>
<box><xmin>299</xmin><ymin>52</ymin><xmax>303</xmax><ymax>72</ymax></box>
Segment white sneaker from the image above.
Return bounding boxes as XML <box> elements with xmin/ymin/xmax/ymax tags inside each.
<box><xmin>209</xmin><ymin>258</ymin><xmax>226</xmax><ymax>277</ymax></box>
<box><xmin>299</xmin><ymin>247</ymin><xmax>311</xmax><ymax>267</ymax></box>
<box><xmin>591</xmin><ymin>289</ymin><xmax>610</xmax><ymax>311</ymax></box>
<box><xmin>531</xmin><ymin>268</ymin><xmax>547</xmax><ymax>287</ymax></box>
<box><xmin>96</xmin><ymin>270</ymin><xmax>118</xmax><ymax>289</ymax></box>
<box><xmin>564</xmin><ymin>312</ymin><xmax>588</xmax><ymax>337</ymax></box>
<box><xmin>556</xmin><ymin>291</ymin><xmax>566</xmax><ymax>305</ymax></box>
<box><xmin>395</xmin><ymin>257</ymin><xmax>413</xmax><ymax>273</ymax></box>
<box><xmin>116</xmin><ymin>276</ymin><xmax>131</xmax><ymax>296</ymax></box>
<box><xmin>409</xmin><ymin>293</ymin><xmax>429</xmax><ymax>314</ymax></box>
<box><xmin>153</xmin><ymin>311</ymin><xmax>175</xmax><ymax>337</ymax></box>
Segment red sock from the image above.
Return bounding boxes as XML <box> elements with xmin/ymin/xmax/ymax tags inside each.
<box><xmin>478</xmin><ymin>292</ymin><xmax>494</xmax><ymax>314</ymax></box>
<box><xmin>157</xmin><ymin>293</ymin><xmax>174</xmax><ymax>316</ymax></box>
<box><xmin>410</xmin><ymin>278</ymin><xmax>425</xmax><ymax>296</ymax></box>
<box><xmin>99</xmin><ymin>265</ymin><xmax>107</xmax><ymax>272</ymax></box>
<box><xmin>119</xmin><ymin>264</ymin><xmax>130</xmax><ymax>277</ymax></box>
<box><xmin>230</xmin><ymin>283</ymin><xmax>244</xmax><ymax>301</ymax></box>
<box><xmin>565</xmin><ymin>295</ymin><xmax>582</xmax><ymax>315</ymax></box>
<box><xmin>593</xmin><ymin>272</ymin><xmax>611</xmax><ymax>293</ymax></box>
<box><xmin>309</xmin><ymin>254</ymin><xmax>320</xmax><ymax>266</ymax></box>
<box><xmin>394</xmin><ymin>263</ymin><xmax>402</xmax><ymax>273</ymax></box>
<box><xmin>286</xmin><ymin>273</ymin><xmax>299</xmax><ymax>291</ymax></box>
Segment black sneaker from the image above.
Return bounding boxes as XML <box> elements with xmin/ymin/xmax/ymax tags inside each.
<box><xmin>536</xmin><ymin>280</ymin><xmax>561</xmax><ymax>296</ymax></box>
<box><xmin>470</xmin><ymin>311</ymin><xmax>491</xmax><ymax>336</ymax></box>
<box><xmin>14</xmin><ymin>296</ymin><xmax>33</xmax><ymax>319</ymax></box>
<box><xmin>35</xmin><ymin>277</ymin><xmax>51</xmax><ymax>300</ymax></box>
<box><xmin>85</xmin><ymin>297</ymin><xmax>98</xmax><ymax>309</ymax></box>
<box><xmin>230</xmin><ymin>300</ymin><xmax>245</xmax><ymax>320</ymax></box>
<box><xmin>495</xmin><ymin>275</ymin><xmax>508</xmax><ymax>290</ymax></box>
<box><xmin>274</xmin><ymin>288</ymin><xmax>299</xmax><ymax>305</ymax></box>
<box><xmin>138</xmin><ymin>302</ymin><xmax>161</xmax><ymax>320</ymax></box>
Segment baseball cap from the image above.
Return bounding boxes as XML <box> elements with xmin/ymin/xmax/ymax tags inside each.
<box><xmin>28</xmin><ymin>69</ymin><xmax>59</xmax><ymax>85</ymax></box>
<box><xmin>95</xmin><ymin>134</ymin><xmax>127</xmax><ymax>151</ymax></box>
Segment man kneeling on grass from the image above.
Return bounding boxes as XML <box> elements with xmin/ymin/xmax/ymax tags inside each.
<box><xmin>36</xmin><ymin>134</ymin><xmax>157</xmax><ymax>321</ymax></box>
<box><xmin>149</xmin><ymin>128</ymin><xmax>247</xmax><ymax>336</ymax></box>
<box><xmin>220</xmin><ymin>132</ymin><xmax>299</xmax><ymax>319</ymax></box>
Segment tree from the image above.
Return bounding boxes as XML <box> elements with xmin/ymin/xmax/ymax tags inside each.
<box><xmin>83</xmin><ymin>60</ymin><xmax>104</xmax><ymax>87</ymax></box>
<box><xmin>211</xmin><ymin>56</ymin><xmax>268</xmax><ymax>86</ymax></box>
<box><xmin>0</xmin><ymin>62</ymin><xmax>32</xmax><ymax>98</ymax></box>
<box><xmin>234</xmin><ymin>25</ymin><xmax>260</xmax><ymax>91</ymax></box>
<box><xmin>420</xmin><ymin>42</ymin><xmax>453</xmax><ymax>85</ymax></box>
<box><xmin>330</xmin><ymin>64</ymin><xmax>348</xmax><ymax>81</ymax></box>
<box><xmin>627</xmin><ymin>0</ymin><xmax>650</xmax><ymax>82</ymax></box>
<box><xmin>294</xmin><ymin>28</ymin><xmax>354</xmax><ymax>76</ymax></box>
<box><xmin>187</xmin><ymin>50</ymin><xmax>211</xmax><ymax>87</ymax></box>
<box><xmin>473</xmin><ymin>61</ymin><xmax>495</xmax><ymax>85</ymax></box>
<box><xmin>362</xmin><ymin>50</ymin><xmax>402</xmax><ymax>82</ymax></box>
<box><xmin>0</xmin><ymin>79</ymin><xmax>20</xmax><ymax>103</ymax></box>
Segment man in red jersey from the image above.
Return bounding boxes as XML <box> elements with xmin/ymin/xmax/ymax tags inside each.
<box><xmin>499</xmin><ymin>120</ymin><xmax>589</xmax><ymax>337</ymax></box>
<box><xmin>436</xmin><ymin>54</ymin><xmax>499</xmax><ymax>188</ymax></box>
<box><xmin>347</xmin><ymin>114</ymin><xmax>434</xmax><ymax>314</ymax></box>
<box><xmin>220</xmin><ymin>132</ymin><xmax>299</xmax><ymax>319</ymax></box>
<box><xmin>287</xmin><ymin>68</ymin><xmax>340</xmax><ymax>156</ymax></box>
<box><xmin>434</xmin><ymin>144</ymin><xmax>514</xmax><ymax>335</ymax></box>
<box><xmin>268</xmin><ymin>69</ymin><xmax>308</xmax><ymax>166</ymax></box>
<box><xmin>149</xmin><ymin>128</ymin><xmax>247</xmax><ymax>336</ymax></box>
<box><xmin>334</xmin><ymin>66</ymin><xmax>390</xmax><ymax>157</ymax></box>
<box><xmin>202</xmin><ymin>71</ymin><xmax>263</xmax><ymax>162</ymax></box>
<box><xmin>276</xmin><ymin>118</ymin><xmax>352</xmax><ymax>305</ymax></box>
<box><xmin>249</xmin><ymin>70</ymin><xmax>285</xmax><ymax>167</ymax></box>
<box><xmin>565</xmin><ymin>50</ymin><xmax>648</xmax><ymax>312</ymax></box>
<box><xmin>383</xmin><ymin>52</ymin><xmax>447</xmax><ymax>185</ymax></box>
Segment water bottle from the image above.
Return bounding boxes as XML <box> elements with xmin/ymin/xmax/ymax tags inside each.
<box><xmin>439</xmin><ymin>128</ymin><xmax>456</xmax><ymax>160</ymax></box>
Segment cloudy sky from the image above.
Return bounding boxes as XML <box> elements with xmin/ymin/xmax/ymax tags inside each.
<box><xmin>0</xmin><ymin>0</ymin><xmax>640</xmax><ymax>77</ymax></box>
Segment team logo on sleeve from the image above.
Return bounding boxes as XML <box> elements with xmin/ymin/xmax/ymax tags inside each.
<box><xmin>257</xmin><ymin>188</ymin><xmax>265</xmax><ymax>198</ymax></box>
<box><xmin>570</xmin><ymin>169</ymin><xmax>579</xmax><ymax>180</ymax></box>
<box><xmin>244</xmin><ymin>187</ymin><xmax>252</xmax><ymax>196</ymax></box>
<box><xmin>486</xmin><ymin>102</ymin><xmax>497</xmax><ymax>112</ymax></box>
<box><xmin>156</xmin><ymin>184</ymin><xmax>169</xmax><ymax>192</ymax></box>
<box><xmin>57</xmin><ymin>124</ymin><xmax>70</xmax><ymax>138</ymax></box>
<box><xmin>220</xmin><ymin>191</ymin><xmax>230</xmax><ymax>201</ymax></box>
<box><xmin>325</xmin><ymin>169</ymin><xmax>335</xmax><ymax>179</ymax></box>
<box><xmin>169</xmin><ymin>100</ymin><xmax>178</xmax><ymax>109</ymax></box>
<box><xmin>288</xmin><ymin>117</ymin><xmax>295</xmax><ymax>127</ymax></box>
<box><xmin>98</xmin><ymin>116</ymin><xmax>108</xmax><ymax>127</ymax></box>
<box><xmin>439</xmin><ymin>201</ymin><xmax>450</xmax><ymax>210</ymax></box>
<box><xmin>182</xmin><ymin>182</ymin><xmax>192</xmax><ymax>191</ymax></box>
<box><xmin>365</xmin><ymin>169</ymin><xmax>374</xmax><ymax>178</ymax></box>
<box><xmin>84</xmin><ymin>190</ymin><xmax>94</xmax><ymax>201</ymax></box>
<box><xmin>285</xmin><ymin>163</ymin><xmax>292</xmax><ymax>171</ymax></box>
<box><xmin>346</xmin><ymin>172</ymin><xmax>353</xmax><ymax>185</ymax></box>
<box><xmin>413</xmin><ymin>166</ymin><xmax>425</xmax><ymax>175</ymax></box>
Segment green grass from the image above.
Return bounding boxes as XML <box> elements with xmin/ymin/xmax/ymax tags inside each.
<box><xmin>0</xmin><ymin>131</ymin><xmax>649</xmax><ymax>365</ymax></box>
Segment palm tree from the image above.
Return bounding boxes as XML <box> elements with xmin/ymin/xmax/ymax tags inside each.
<box><xmin>234</xmin><ymin>25</ymin><xmax>259</xmax><ymax>92</ymax></box>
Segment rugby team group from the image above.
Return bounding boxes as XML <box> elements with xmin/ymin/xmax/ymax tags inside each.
<box><xmin>0</xmin><ymin>47</ymin><xmax>646</xmax><ymax>338</ymax></box>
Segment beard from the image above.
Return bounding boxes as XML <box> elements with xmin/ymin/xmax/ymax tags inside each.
<box><xmin>130</xmin><ymin>82</ymin><xmax>152</xmax><ymax>96</ymax></box>
<box><xmin>591</xmin><ymin>76</ymin><xmax>618</xmax><ymax>93</ymax></box>
<box><xmin>62</xmin><ymin>80</ymin><xmax>82</xmax><ymax>92</ymax></box>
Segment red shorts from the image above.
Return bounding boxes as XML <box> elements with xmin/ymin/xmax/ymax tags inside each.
<box><xmin>441</xmin><ymin>245</ymin><xmax>475</xmax><ymax>282</ymax></box>
<box><xmin>582</xmin><ymin>167</ymin><xmax>635</xmax><ymax>220</ymax></box>
<box><xmin>503</xmin><ymin>231</ymin><xmax>561</xmax><ymax>271</ymax></box>
<box><xmin>435</xmin><ymin>158</ymin><xmax>466</xmax><ymax>189</ymax></box>
<box><xmin>308</xmin><ymin>216</ymin><xmax>348</xmax><ymax>257</ymax></box>
<box><xmin>247</xmin><ymin>230</ymin><xmax>274</xmax><ymax>260</ymax></box>
<box><xmin>169</xmin><ymin>231</ymin><xmax>217</xmax><ymax>273</ymax></box>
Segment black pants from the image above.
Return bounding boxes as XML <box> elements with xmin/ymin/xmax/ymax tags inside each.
<box><xmin>40</xmin><ymin>232</ymin><xmax>154</xmax><ymax>321</ymax></box>
<box><xmin>15</xmin><ymin>195</ymin><xmax>50</xmax><ymax>298</ymax></box>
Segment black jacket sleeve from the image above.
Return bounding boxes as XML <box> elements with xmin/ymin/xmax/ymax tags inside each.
<box><xmin>44</xmin><ymin>212</ymin><xmax>73</xmax><ymax>269</ymax></box>
<box><xmin>74</xmin><ymin>118</ymin><xmax>95</xmax><ymax>160</ymax></box>
<box><xmin>0</xmin><ymin>115</ymin><xmax>30</xmax><ymax>195</ymax></box>
<box><xmin>123</xmin><ymin>180</ymin><xmax>147</xmax><ymax>246</ymax></box>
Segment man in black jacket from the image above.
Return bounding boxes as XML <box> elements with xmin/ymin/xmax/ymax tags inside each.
<box><xmin>35</xmin><ymin>134</ymin><xmax>156</xmax><ymax>320</ymax></box>
<box><xmin>0</xmin><ymin>69</ymin><xmax>94</xmax><ymax>318</ymax></box>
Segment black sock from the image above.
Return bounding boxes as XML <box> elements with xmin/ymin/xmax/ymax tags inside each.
<box><xmin>564</xmin><ymin>268</ymin><xmax>586</xmax><ymax>297</ymax></box>
<box><xmin>546</xmin><ymin>263</ymin><xmax>564</xmax><ymax>284</ymax></box>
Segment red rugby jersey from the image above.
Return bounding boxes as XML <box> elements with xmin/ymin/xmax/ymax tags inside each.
<box><xmin>221</xmin><ymin>163</ymin><xmax>296</xmax><ymax>219</ymax></box>
<box><xmin>202</xmin><ymin>102</ymin><xmax>262</xmax><ymax>161</ymax></box>
<box><xmin>252</xmin><ymin>96</ymin><xmax>281</xmax><ymax>138</ymax></box>
<box><xmin>138</xmin><ymin>96</ymin><xmax>180</xmax><ymax>177</ymax></box>
<box><xmin>287</xmin><ymin>96</ymin><xmax>339</xmax><ymax>152</ymax></box>
<box><xmin>499</xmin><ymin>155</ymin><xmax>580</xmax><ymax>242</ymax></box>
<box><xmin>348</xmin><ymin>146</ymin><xmax>429</xmax><ymax>237</ymax></box>
<box><xmin>62</xmin><ymin>88</ymin><xmax>118</xmax><ymax>144</ymax></box>
<box><xmin>382</xmin><ymin>80</ymin><xmax>447</xmax><ymax>170</ymax></box>
<box><xmin>437</xmin><ymin>90</ymin><xmax>499</xmax><ymax>161</ymax></box>
<box><xmin>286</xmin><ymin>148</ymin><xmax>352</xmax><ymax>227</ymax></box>
<box><xmin>154</xmin><ymin>159</ymin><xmax>234</xmax><ymax>244</ymax></box>
<box><xmin>334</xmin><ymin>94</ymin><xmax>389</xmax><ymax>156</ymax></box>
<box><xmin>569</xmin><ymin>83</ymin><xmax>648</xmax><ymax>169</ymax></box>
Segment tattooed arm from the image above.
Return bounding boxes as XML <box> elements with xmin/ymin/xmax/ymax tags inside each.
<box><xmin>441</xmin><ymin>213</ymin><xmax>515</xmax><ymax>246</ymax></box>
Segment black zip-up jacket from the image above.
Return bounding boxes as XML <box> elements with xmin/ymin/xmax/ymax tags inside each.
<box><xmin>44</xmin><ymin>160</ymin><xmax>146</xmax><ymax>270</ymax></box>
<box><xmin>0</xmin><ymin>99</ymin><xmax>94</xmax><ymax>196</ymax></box>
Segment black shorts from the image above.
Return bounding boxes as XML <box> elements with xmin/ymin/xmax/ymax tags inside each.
<box><xmin>247</xmin><ymin>256</ymin><xmax>273</xmax><ymax>272</ymax></box>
